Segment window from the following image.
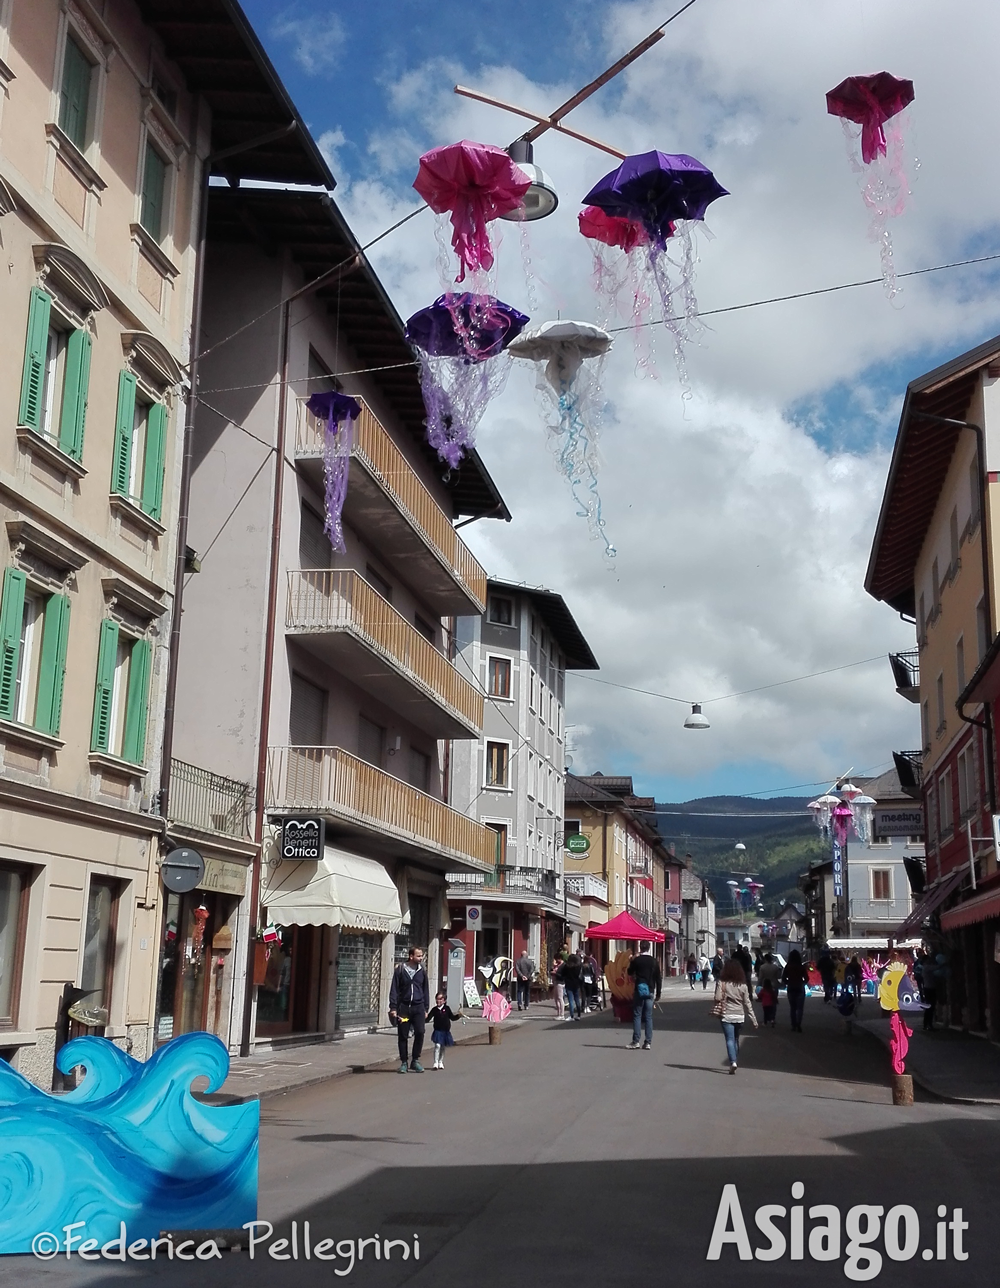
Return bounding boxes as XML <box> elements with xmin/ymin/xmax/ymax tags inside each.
<box><xmin>59</xmin><ymin>36</ymin><xmax>92</xmax><ymax>151</ymax></box>
<box><xmin>363</xmin><ymin>565</ymin><xmax>392</xmax><ymax>604</ymax></box>
<box><xmin>18</xmin><ymin>289</ymin><xmax>91</xmax><ymax>460</ymax></box>
<box><xmin>871</xmin><ymin>870</ymin><xmax>892</xmax><ymax>901</ymax></box>
<box><xmin>921</xmin><ymin>699</ymin><xmax>930</xmax><ymax>750</ymax></box>
<box><xmin>111</xmin><ymin>372</ymin><xmax>166</xmax><ymax>519</ymax></box>
<box><xmin>938</xmin><ymin>768</ymin><xmax>953</xmax><ymax>837</ymax></box>
<box><xmin>91</xmin><ymin>621</ymin><xmax>151</xmax><ymax>763</ymax></box>
<box><xmin>289</xmin><ymin>672</ymin><xmax>326</xmax><ymax>746</ymax></box>
<box><xmin>564</xmin><ymin>818</ymin><xmax>581</xmax><ymax>837</ymax></box>
<box><xmin>917</xmin><ymin>593</ymin><xmax>926</xmax><ymax>645</ymax></box>
<box><xmin>299</xmin><ymin>503</ymin><xmax>332</xmax><ymax>570</ymax></box>
<box><xmin>957</xmin><ymin>636</ymin><xmax>966</xmax><ymax>695</ymax></box>
<box><xmin>0</xmin><ymin>864</ymin><xmax>28</xmax><ymax>1026</ymax></box>
<box><xmin>413</xmin><ymin>614</ymin><xmax>436</xmax><ymax>644</ymax></box>
<box><xmin>926</xmin><ymin>782</ymin><xmax>937</xmax><ymax>846</ymax></box>
<box><xmin>949</xmin><ymin>507</ymin><xmax>960</xmax><ymax>573</ymax></box>
<box><xmin>932</xmin><ymin>557</ymin><xmax>941</xmax><ymax>612</ymax></box>
<box><xmin>80</xmin><ymin>877</ymin><xmax>119</xmax><ymax>1019</ymax></box>
<box><xmin>970</xmin><ymin>460</ymin><xmax>982</xmax><ymax>529</ymax></box>
<box><xmin>488</xmin><ymin>596</ymin><xmax>513</xmax><ymax>626</ymax></box>
<box><xmin>977</xmin><ymin>598</ymin><xmax>989</xmax><ymax>663</ymax></box>
<box><xmin>408</xmin><ymin>746</ymin><xmax>431</xmax><ymax>792</ymax></box>
<box><xmin>485</xmin><ymin>822</ymin><xmax>508</xmax><ymax>864</ymax></box>
<box><xmin>488</xmin><ymin>656</ymin><xmax>511</xmax><ymax>698</ymax></box>
<box><xmin>0</xmin><ymin>568</ymin><xmax>71</xmax><ymax>735</ymax></box>
<box><xmin>139</xmin><ymin>141</ymin><xmax>167</xmax><ymax>241</ymax></box>
<box><xmin>358</xmin><ymin>715</ymin><xmax>384</xmax><ymax>768</ymax></box>
<box><xmin>936</xmin><ymin>672</ymin><xmax>946</xmax><ymax>734</ymax></box>
<box><xmin>958</xmin><ymin>744</ymin><xmax>977</xmax><ymax>818</ymax></box>
<box><xmin>485</xmin><ymin>741</ymin><xmax>510</xmax><ymax>788</ymax></box>
<box><xmin>529</xmin><ymin>669</ymin><xmax>537</xmax><ymax>711</ymax></box>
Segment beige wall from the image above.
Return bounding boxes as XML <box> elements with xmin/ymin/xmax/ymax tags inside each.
<box><xmin>0</xmin><ymin>0</ymin><xmax>203</xmax><ymax>1081</ymax></box>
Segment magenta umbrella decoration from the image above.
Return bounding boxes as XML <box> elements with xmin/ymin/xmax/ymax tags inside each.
<box><xmin>405</xmin><ymin>294</ymin><xmax>529</xmax><ymax>467</ymax></box>
<box><xmin>414</xmin><ymin>141</ymin><xmax>531</xmax><ymax>284</ymax></box>
<box><xmin>583</xmin><ymin>152</ymin><xmax>728</xmax><ymax>393</ymax></box>
<box><xmin>827</xmin><ymin>72</ymin><xmax>915</xmax><ymax>299</ymax></box>
<box><xmin>578</xmin><ymin>206</ymin><xmax>654</xmax><ymax>363</ymax></box>
<box><xmin>305</xmin><ymin>391</ymin><xmax>361</xmax><ymax>553</ymax></box>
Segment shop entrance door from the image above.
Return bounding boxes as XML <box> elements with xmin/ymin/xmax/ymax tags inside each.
<box><xmin>335</xmin><ymin>932</ymin><xmax>382</xmax><ymax>1031</ymax></box>
<box><xmin>255</xmin><ymin>924</ymin><xmax>322</xmax><ymax>1037</ymax></box>
<box><xmin>156</xmin><ymin>890</ymin><xmax>234</xmax><ymax>1045</ymax></box>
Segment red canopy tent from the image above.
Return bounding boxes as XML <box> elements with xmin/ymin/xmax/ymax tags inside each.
<box><xmin>585</xmin><ymin>909</ymin><xmax>665</xmax><ymax>942</ymax></box>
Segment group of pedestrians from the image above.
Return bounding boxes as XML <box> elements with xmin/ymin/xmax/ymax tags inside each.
<box><xmin>389</xmin><ymin>946</ymin><xmax>462</xmax><ymax>1073</ymax></box>
<box><xmin>551</xmin><ymin>945</ymin><xmax>601</xmax><ymax>1020</ymax></box>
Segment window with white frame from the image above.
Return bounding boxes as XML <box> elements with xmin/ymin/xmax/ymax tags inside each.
<box><xmin>957</xmin><ymin>744</ymin><xmax>977</xmax><ymax>818</ymax></box>
<box><xmin>485</xmin><ymin>740</ymin><xmax>510</xmax><ymax>788</ymax></box>
<box><xmin>938</xmin><ymin>768</ymin><xmax>953</xmax><ymax>837</ymax></box>
<box><xmin>488</xmin><ymin>655</ymin><xmax>512</xmax><ymax>699</ymax></box>
<box><xmin>488</xmin><ymin>596</ymin><xmax>513</xmax><ymax>625</ymax></box>
<box><xmin>871</xmin><ymin>869</ymin><xmax>892</xmax><ymax>901</ymax></box>
<box><xmin>936</xmin><ymin>673</ymin><xmax>946</xmax><ymax>733</ymax></box>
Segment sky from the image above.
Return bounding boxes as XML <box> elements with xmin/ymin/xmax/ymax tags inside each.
<box><xmin>240</xmin><ymin>0</ymin><xmax>1000</xmax><ymax>800</ymax></box>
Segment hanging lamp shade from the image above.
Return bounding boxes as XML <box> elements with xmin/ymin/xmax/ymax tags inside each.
<box><xmin>684</xmin><ymin>703</ymin><xmax>710</xmax><ymax>730</ymax></box>
<box><xmin>499</xmin><ymin>139</ymin><xmax>558</xmax><ymax>221</ymax></box>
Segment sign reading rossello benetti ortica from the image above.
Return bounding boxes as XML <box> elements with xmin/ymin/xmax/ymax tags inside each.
<box><xmin>280</xmin><ymin>816</ymin><xmax>326</xmax><ymax>860</ymax></box>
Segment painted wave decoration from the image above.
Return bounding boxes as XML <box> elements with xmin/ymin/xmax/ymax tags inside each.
<box><xmin>0</xmin><ymin>1031</ymin><xmax>257</xmax><ymax>1254</ymax></box>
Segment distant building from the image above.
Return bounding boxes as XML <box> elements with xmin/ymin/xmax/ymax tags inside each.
<box><xmin>715</xmin><ymin>917</ymin><xmax>765</xmax><ymax>955</ymax></box>
<box><xmin>680</xmin><ymin>866</ymin><xmax>717</xmax><ymax>965</ymax></box>
<box><xmin>844</xmin><ymin>767</ymin><xmax>921</xmax><ymax>938</ymax></box>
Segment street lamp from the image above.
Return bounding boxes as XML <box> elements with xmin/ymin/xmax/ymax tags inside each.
<box><xmin>684</xmin><ymin>703</ymin><xmax>710</xmax><ymax>730</ymax></box>
<box><xmin>500</xmin><ymin>139</ymin><xmax>559</xmax><ymax>221</ymax></box>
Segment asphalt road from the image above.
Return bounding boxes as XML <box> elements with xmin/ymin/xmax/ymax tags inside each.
<box><xmin>17</xmin><ymin>982</ymin><xmax>1000</xmax><ymax>1286</ymax></box>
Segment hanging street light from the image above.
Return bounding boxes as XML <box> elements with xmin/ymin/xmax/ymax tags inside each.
<box><xmin>684</xmin><ymin>703</ymin><xmax>710</xmax><ymax>730</ymax></box>
<box><xmin>501</xmin><ymin>139</ymin><xmax>559</xmax><ymax>221</ymax></box>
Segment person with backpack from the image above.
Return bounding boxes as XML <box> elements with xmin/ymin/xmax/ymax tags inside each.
<box><xmin>626</xmin><ymin>941</ymin><xmax>661</xmax><ymax>1050</ymax></box>
<box><xmin>562</xmin><ymin>952</ymin><xmax>584</xmax><ymax>1021</ymax></box>
<box><xmin>389</xmin><ymin>946</ymin><xmax>430</xmax><ymax>1073</ymax></box>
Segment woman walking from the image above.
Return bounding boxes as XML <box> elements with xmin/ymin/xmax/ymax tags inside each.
<box><xmin>686</xmin><ymin>953</ymin><xmax>699</xmax><ymax>989</ymax></box>
<box><xmin>552</xmin><ymin>956</ymin><xmax>566</xmax><ymax>1020</ymax></box>
<box><xmin>782</xmin><ymin>949</ymin><xmax>808</xmax><ymax>1032</ymax></box>
<box><xmin>756</xmin><ymin>952</ymin><xmax>781</xmax><ymax>1026</ymax></box>
<box><xmin>714</xmin><ymin>958</ymin><xmax>758</xmax><ymax>1073</ymax></box>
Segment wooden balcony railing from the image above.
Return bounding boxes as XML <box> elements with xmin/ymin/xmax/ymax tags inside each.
<box><xmin>266</xmin><ymin>745</ymin><xmax>496</xmax><ymax>870</ymax></box>
<box><xmin>297</xmin><ymin>397</ymin><xmax>487</xmax><ymax>609</ymax></box>
<box><xmin>286</xmin><ymin>569</ymin><xmax>483</xmax><ymax>731</ymax></box>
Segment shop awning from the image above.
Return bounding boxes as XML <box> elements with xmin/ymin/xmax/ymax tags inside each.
<box><xmin>263</xmin><ymin>846</ymin><xmax>403</xmax><ymax>932</ymax></box>
<box><xmin>940</xmin><ymin>884</ymin><xmax>1000</xmax><ymax>932</ymax></box>
<box><xmin>894</xmin><ymin>867</ymin><xmax>966</xmax><ymax>937</ymax></box>
<box><xmin>585</xmin><ymin>909</ymin><xmax>665</xmax><ymax>943</ymax></box>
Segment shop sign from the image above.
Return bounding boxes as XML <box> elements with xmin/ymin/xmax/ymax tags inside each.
<box><xmin>666</xmin><ymin>903</ymin><xmax>682</xmax><ymax>917</ymax></box>
<box><xmin>873</xmin><ymin>807</ymin><xmax>924</xmax><ymax>839</ymax></box>
<box><xmin>280</xmin><ymin>816</ymin><xmax>326</xmax><ymax>861</ymax></box>
<box><xmin>197</xmin><ymin>858</ymin><xmax>248</xmax><ymax>897</ymax></box>
<box><xmin>566</xmin><ymin>833</ymin><xmax>590</xmax><ymax>854</ymax></box>
<box><xmin>832</xmin><ymin>841</ymin><xmax>844</xmax><ymax>898</ymax></box>
<box><xmin>463</xmin><ymin>976</ymin><xmax>482</xmax><ymax>1007</ymax></box>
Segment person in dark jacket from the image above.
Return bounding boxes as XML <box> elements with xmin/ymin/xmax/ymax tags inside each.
<box><xmin>626</xmin><ymin>942</ymin><xmax>661</xmax><ymax>1050</ymax></box>
<box><xmin>427</xmin><ymin>993</ymin><xmax>461</xmax><ymax>1069</ymax></box>
<box><xmin>781</xmin><ymin>949</ymin><xmax>808</xmax><ymax>1033</ymax></box>
<box><xmin>562</xmin><ymin>952</ymin><xmax>584</xmax><ymax>1021</ymax></box>
<box><xmin>389</xmin><ymin>946</ymin><xmax>430</xmax><ymax>1072</ymax></box>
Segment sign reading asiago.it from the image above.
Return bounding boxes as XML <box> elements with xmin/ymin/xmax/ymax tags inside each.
<box><xmin>280</xmin><ymin>816</ymin><xmax>326</xmax><ymax>861</ymax></box>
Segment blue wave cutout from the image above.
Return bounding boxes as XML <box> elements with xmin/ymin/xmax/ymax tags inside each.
<box><xmin>0</xmin><ymin>1031</ymin><xmax>258</xmax><ymax>1254</ymax></box>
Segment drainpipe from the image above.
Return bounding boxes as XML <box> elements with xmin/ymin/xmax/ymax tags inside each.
<box><xmin>912</xmin><ymin>412</ymin><xmax>997</xmax><ymax>816</ymax></box>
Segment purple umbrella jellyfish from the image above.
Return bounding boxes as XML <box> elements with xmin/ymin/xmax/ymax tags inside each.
<box><xmin>405</xmin><ymin>293</ymin><xmax>529</xmax><ymax>468</ymax></box>
<box><xmin>305</xmin><ymin>391</ymin><xmax>361</xmax><ymax>553</ymax></box>
<box><xmin>583</xmin><ymin>152</ymin><xmax>728</xmax><ymax>394</ymax></box>
<box><xmin>827</xmin><ymin>73</ymin><xmax>915</xmax><ymax>299</ymax></box>
<box><xmin>508</xmin><ymin>320</ymin><xmax>614</xmax><ymax>556</ymax></box>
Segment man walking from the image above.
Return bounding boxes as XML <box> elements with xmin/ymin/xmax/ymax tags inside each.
<box><xmin>626</xmin><ymin>941</ymin><xmax>661</xmax><ymax>1050</ymax></box>
<box><xmin>514</xmin><ymin>946</ymin><xmax>535</xmax><ymax>1011</ymax></box>
<box><xmin>389</xmin><ymin>946</ymin><xmax>430</xmax><ymax>1073</ymax></box>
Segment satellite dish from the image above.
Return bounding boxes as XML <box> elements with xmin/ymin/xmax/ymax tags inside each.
<box><xmin>160</xmin><ymin>847</ymin><xmax>205</xmax><ymax>894</ymax></box>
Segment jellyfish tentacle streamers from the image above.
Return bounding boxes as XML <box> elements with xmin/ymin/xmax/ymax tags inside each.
<box><xmin>306</xmin><ymin>392</ymin><xmax>362</xmax><ymax>552</ymax></box>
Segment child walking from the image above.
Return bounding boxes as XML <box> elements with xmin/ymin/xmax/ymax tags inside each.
<box><xmin>427</xmin><ymin>993</ymin><xmax>461</xmax><ymax>1069</ymax></box>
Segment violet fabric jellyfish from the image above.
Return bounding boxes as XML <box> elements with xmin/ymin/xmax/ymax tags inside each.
<box><xmin>413</xmin><ymin>141</ymin><xmax>530</xmax><ymax>284</ymax></box>
<box><xmin>583</xmin><ymin>152</ymin><xmax>728</xmax><ymax>394</ymax></box>
<box><xmin>827</xmin><ymin>73</ymin><xmax>915</xmax><ymax>299</ymax></box>
<box><xmin>507</xmin><ymin>320</ymin><xmax>615</xmax><ymax>557</ymax></box>
<box><xmin>405</xmin><ymin>294</ymin><xmax>529</xmax><ymax>468</ymax></box>
<box><xmin>305</xmin><ymin>391</ymin><xmax>361</xmax><ymax>553</ymax></box>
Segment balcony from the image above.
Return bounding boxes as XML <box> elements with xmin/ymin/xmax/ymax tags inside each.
<box><xmin>286</xmin><ymin>569</ymin><xmax>483</xmax><ymax>739</ymax></box>
<box><xmin>447</xmin><ymin>864</ymin><xmax>559</xmax><ymax>903</ymax></box>
<box><xmin>893</xmin><ymin>750</ymin><xmax>924</xmax><ymax>800</ymax></box>
<box><xmin>564</xmin><ymin>872</ymin><xmax>609</xmax><ymax>902</ymax></box>
<box><xmin>849</xmin><ymin>897</ymin><xmax>911</xmax><ymax>923</ymax></box>
<box><xmin>267</xmin><ymin>745</ymin><xmax>495</xmax><ymax>874</ymax></box>
<box><xmin>296</xmin><ymin>397</ymin><xmax>486</xmax><ymax>614</ymax></box>
<box><xmin>889</xmin><ymin>649</ymin><xmax>920</xmax><ymax>703</ymax></box>
<box><xmin>166</xmin><ymin>759</ymin><xmax>253</xmax><ymax>837</ymax></box>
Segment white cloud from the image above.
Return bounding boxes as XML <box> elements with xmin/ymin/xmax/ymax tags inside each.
<box><xmin>317</xmin><ymin>127</ymin><xmax>347</xmax><ymax>177</ymax></box>
<box><xmin>328</xmin><ymin>0</ymin><xmax>1000</xmax><ymax>793</ymax></box>
<box><xmin>271</xmin><ymin>11</ymin><xmax>345</xmax><ymax>75</ymax></box>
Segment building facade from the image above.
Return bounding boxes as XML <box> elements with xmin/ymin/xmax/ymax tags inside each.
<box><xmin>680</xmin><ymin>866</ymin><xmax>717</xmax><ymax>968</ymax></box>
<box><xmin>447</xmin><ymin>580</ymin><xmax>598</xmax><ymax>983</ymax></box>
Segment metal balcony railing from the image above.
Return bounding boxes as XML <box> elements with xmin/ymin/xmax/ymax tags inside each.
<box><xmin>893</xmin><ymin>750</ymin><xmax>924</xmax><ymax>799</ymax></box>
<box><xmin>889</xmin><ymin>649</ymin><xmax>920</xmax><ymax>703</ymax></box>
<box><xmin>447</xmin><ymin>865</ymin><xmax>558</xmax><ymax>898</ymax></box>
<box><xmin>267</xmin><ymin>745</ymin><xmax>495</xmax><ymax>870</ymax></box>
<box><xmin>286</xmin><ymin>569</ymin><xmax>483</xmax><ymax>733</ymax></box>
<box><xmin>167</xmin><ymin>759</ymin><xmax>253</xmax><ymax>837</ymax></box>
<box><xmin>849</xmin><ymin>897</ymin><xmax>911</xmax><ymax>922</ymax></box>
<box><xmin>296</xmin><ymin>397</ymin><xmax>487</xmax><ymax>610</ymax></box>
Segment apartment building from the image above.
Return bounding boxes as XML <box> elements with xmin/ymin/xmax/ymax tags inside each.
<box><xmin>841</xmin><ymin>768</ymin><xmax>919</xmax><ymax>939</ymax></box>
<box><xmin>866</xmin><ymin>333</ymin><xmax>1000</xmax><ymax>1031</ymax></box>
<box><xmin>679</xmin><ymin>866</ymin><xmax>716</xmax><ymax>968</ymax></box>
<box><xmin>446</xmin><ymin>580</ymin><xmax>598</xmax><ymax>981</ymax></box>
<box><xmin>171</xmin><ymin>182</ymin><xmax>510</xmax><ymax>1050</ymax></box>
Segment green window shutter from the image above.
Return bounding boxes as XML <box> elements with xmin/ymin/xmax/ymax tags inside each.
<box><xmin>140</xmin><ymin>143</ymin><xmax>166</xmax><ymax>241</ymax></box>
<box><xmin>112</xmin><ymin>370</ymin><xmax>137</xmax><ymax>497</ymax></box>
<box><xmin>59</xmin><ymin>37</ymin><xmax>91</xmax><ymax>151</ymax></box>
<box><xmin>58</xmin><ymin>328</ymin><xmax>92</xmax><ymax>461</ymax></box>
<box><xmin>0</xmin><ymin>569</ymin><xmax>26</xmax><ymax>721</ymax></box>
<box><xmin>35</xmin><ymin>594</ymin><xmax>71</xmax><ymax>735</ymax></box>
<box><xmin>140</xmin><ymin>402</ymin><xmax>167</xmax><ymax>520</ymax></box>
<box><xmin>121</xmin><ymin>638</ymin><xmax>151</xmax><ymax>764</ymax></box>
<box><xmin>18</xmin><ymin>288</ymin><xmax>52</xmax><ymax>431</ymax></box>
<box><xmin>91</xmin><ymin>618</ymin><xmax>119</xmax><ymax>752</ymax></box>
